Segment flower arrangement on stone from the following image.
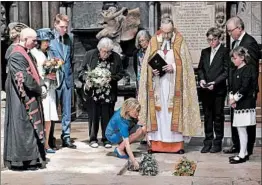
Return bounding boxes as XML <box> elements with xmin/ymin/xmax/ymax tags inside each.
<box><xmin>43</xmin><ymin>57</ymin><xmax>64</xmax><ymax>80</ymax></box>
<box><xmin>134</xmin><ymin>154</ymin><xmax>159</xmax><ymax>176</ymax></box>
<box><xmin>173</xmin><ymin>156</ymin><xmax>196</xmax><ymax>176</ymax></box>
<box><xmin>84</xmin><ymin>62</ymin><xmax>111</xmax><ymax>102</ymax></box>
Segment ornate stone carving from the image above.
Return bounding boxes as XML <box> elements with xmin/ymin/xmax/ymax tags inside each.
<box><xmin>215</xmin><ymin>3</ymin><xmax>227</xmax><ymax>44</ymax></box>
<box><xmin>96</xmin><ymin>2</ymin><xmax>140</xmax><ymax>57</ymax></box>
<box><xmin>1</xmin><ymin>3</ymin><xmax>7</xmax><ymax>40</ymax></box>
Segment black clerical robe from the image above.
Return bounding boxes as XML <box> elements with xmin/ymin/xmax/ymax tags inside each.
<box><xmin>3</xmin><ymin>45</ymin><xmax>46</xmax><ymax>169</ymax></box>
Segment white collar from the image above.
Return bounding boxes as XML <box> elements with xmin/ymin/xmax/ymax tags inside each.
<box><xmin>212</xmin><ymin>43</ymin><xmax>221</xmax><ymax>52</ymax></box>
<box><xmin>237</xmin><ymin>31</ymin><xmax>246</xmax><ymax>42</ymax></box>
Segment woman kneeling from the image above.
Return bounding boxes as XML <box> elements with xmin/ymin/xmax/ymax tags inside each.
<box><xmin>106</xmin><ymin>98</ymin><xmax>147</xmax><ymax>169</ymax></box>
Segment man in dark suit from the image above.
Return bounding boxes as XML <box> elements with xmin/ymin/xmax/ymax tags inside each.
<box><xmin>49</xmin><ymin>14</ymin><xmax>76</xmax><ymax>149</ymax></box>
<box><xmin>198</xmin><ymin>27</ymin><xmax>230</xmax><ymax>153</ymax></box>
<box><xmin>224</xmin><ymin>16</ymin><xmax>261</xmax><ymax>156</ymax></box>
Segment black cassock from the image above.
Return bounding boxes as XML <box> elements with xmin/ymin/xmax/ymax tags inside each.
<box><xmin>4</xmin><ymin>46</ymin><xmax>46</xmax><ymax>170</ymax></box>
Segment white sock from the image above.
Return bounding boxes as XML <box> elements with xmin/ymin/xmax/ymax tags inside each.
<box><xmin>237</xmin><ymin>126</ymin><xmax>248</xmax><ymax>158</ymax></box>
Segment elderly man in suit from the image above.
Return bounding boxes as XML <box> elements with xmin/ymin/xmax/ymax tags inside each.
<box><xmin>49</xmin><ymin>14</ymin><xmax>76</xmax><ymax>149</ymax></box>
<box><xmin>224</xmin><ymin>16</ymin><xmax>261</xmax><ymax>157</ymax></box>
<box><xmin>198</xmin><ymin>27</ymin><xmax>230</xmax><ymax>153</ymax></box>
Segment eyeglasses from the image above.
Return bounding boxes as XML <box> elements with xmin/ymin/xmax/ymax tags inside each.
<box><xmin>227</xmin><ymin>27</ymin><xmax>238</xmax><ymax>33</ymax></box>
<box><xmin>139</xmin><ymin>39</ymin><xmax>148</xmax><ymax>44</ymax></box>
<box><xmin>207</xmin><ymin>38</ymin><xmax>218</xmax><ymax>43</ymax></box>
<box><xmin>100</xmin><ymin>49</ymin><xmax>112</xmax><ymax>55</ymax></box>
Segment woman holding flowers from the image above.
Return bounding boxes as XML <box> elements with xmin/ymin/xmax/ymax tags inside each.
<box><xmin>78</xmin><ymin>37</ymin><xmax>124</xmax><ymax>148</ymax></box>
<box><xmin>31</xmin><ymin>28</ymin><xmax>62</xmax><ymax>153</ymax></box>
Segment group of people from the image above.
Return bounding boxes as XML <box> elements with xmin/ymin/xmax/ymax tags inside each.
<box><xmin>4</xmin><ymin>14</ymin><xmax>76</xmax><ymax>170</ymax></box>
<box><xmin>3</xmin><ymin>12</ymin><xmax>260</xmax><ymax>171</ymax></box>
<box><xmin>198</xmin><ymin>16</ymin><xmax>260</xmax><ymax>164</ymax></box>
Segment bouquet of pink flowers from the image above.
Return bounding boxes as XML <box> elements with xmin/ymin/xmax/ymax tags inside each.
<box><xmin>43</xmin><ymin>57</ymin><xmax>64</xmax><ymax>80</ymax></box>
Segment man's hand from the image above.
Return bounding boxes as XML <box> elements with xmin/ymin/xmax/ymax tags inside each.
<box><xmin>199</xmin><ymin>80</ymin><xmax>206</xmax><ymax>88</ymax></box>
<box><xmin>207</xmin><ymin>84</ymin><xmax>214</xmax><ymax>90</ymax></box>
<box><xmin>162</xmin><ymin>64</ymin><xmax>173</xmax><ymax>73</ymax></box>
<box><xmin>152</xmin><ymin>69</ymin><xmax>160</xmax><ymax>76</ymax></box>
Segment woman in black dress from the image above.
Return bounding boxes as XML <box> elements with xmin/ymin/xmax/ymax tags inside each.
<box><xmin>228</xmin><ymin>46</ymin><xmax>257</xmax><ymax>164</ymax></box>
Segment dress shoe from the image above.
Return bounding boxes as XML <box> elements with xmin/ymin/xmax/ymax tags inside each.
<box><xmin>177</xmin><ymin>149</ymin><xmax>185</xmax><ymax>154</ymax></box>
<box><xmin>46</xmin><ymin>148</ymin><xmax>56</xmax><ymax>153</ymax></box>
<box><xmin>62</xmin><ymin>140</ymin><xmax>77</xmax><ymax>149</ymax></box>
<box><xmin>104</xmin><ymin>141</ymin><xmax>112</xmax><ymax>148</ymax></box>
<box><xmin>210</xmin><ymin>146</ymin><xmax>222</xmax><ymax>153</ymax></box>
<box><xmin>229</xmin><ymin>156</ymin><xmax>246</xmax><ymax>164</ymax></box>
<box><xmin>229</xmin><ymin>155</ymin><xmax>249</xmax><ymax>161</ymax></box>
<box><xmin>223</xmin><ymin>146</ymin><xmax>239</xmax><ymax>154</ymax></box>
<box><xmin>90</xmin><ymin>141</ymin><xmax>99</xmax><ymax>148</ymax></box>
<box><xmin>201</xmin><ymin>145</ymin><xmax>211</xmax><ymax>153</ymax></box>
<box><xmin>140</xmin><ymin>140</ymin><xmax>147</xmax><ymax>145</ymax></box>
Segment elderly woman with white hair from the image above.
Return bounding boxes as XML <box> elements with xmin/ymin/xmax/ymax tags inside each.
<box><xmin>78</xmin><ymin>37</ymin><xmax>124</xmax><ymax>148</ymax></box>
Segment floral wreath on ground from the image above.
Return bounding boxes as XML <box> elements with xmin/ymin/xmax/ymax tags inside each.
<box><xmin>84</xmin><ymin>61</ymin><xmax>111</xmax><ymax>103</ymax></box>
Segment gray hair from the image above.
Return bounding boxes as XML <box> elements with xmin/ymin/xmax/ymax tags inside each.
<box><xmin>206</xmin><ymin>27</ymin><xmax>222</xmax><ymax>39</ymax></box>
<box><xmin>97</xmin><ymin>37</ymin><xmax>114</xmax><ymax>51</ymax></box>
<box><xmin>226</xmin><ymin>16</ymin><xmax>245</xmax><ymax>30</ymax></box>
<box><xmin>135</xmin><ymin>30</ymin><xmax>151</xmax><ymax>49</ymax></box>
<box><xmin>161</xmin><ymin>15</ymin><xmax>174</xmax><ymax>26</ymax></box>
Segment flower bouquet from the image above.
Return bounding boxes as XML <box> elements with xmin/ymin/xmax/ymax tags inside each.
<box><xmin>43</xmin><ymin>57</ymin><xmax>64</xmax><ymax>80</ymax></box>
<box><xmin>173</xmin><ymin>156</ymin><xmax>196</xmax><ymax>176</ymax></box>
<box><xmin>138</xmin><ymin>154</ymin><xmax>159</xmax><ymax>176</ymax></box>
<box><xmin>84</xmin><ymin>62</ymin><xmax>111</xmax><ymax>102</ymax></box>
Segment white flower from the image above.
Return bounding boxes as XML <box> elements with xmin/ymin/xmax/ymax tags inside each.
<box><xmin>105</xmin><ymin>99</ymin><xmax>110</xmax><ymax>102</ymax></box>
<box><xmin>94</xmin><ymin>97</ymin><xmax>97</xmax><ymax>101</ymax></box>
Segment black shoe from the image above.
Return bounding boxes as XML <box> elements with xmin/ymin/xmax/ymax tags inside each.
<box><xmin>210</xmin><ymin>146</ymin><xmax>222</xmax><ymax>153</ymax></box>
<box><xmin>177</xmin><ymin>149</ymin><xmax>185</xmax><ymax>154</ymax></box>
<box><xmin>201</xmin><ymin>145</ymin><xmax>211</xmax><ymax>153</ymax></box>
<box><xmin>229</xmin><ymin>155</ymin><xmax>249</xmax><ymax>161</ymax></box>
<box><xmin>62</xmin><ymin>139</ymin><xmax>77</xmax><ymax>149</ymax></box>
<box><xmin>140</xmin><ymin>140</ymin><xmax>147</xmax><ymax>145</ymax></box>
<box><xmin>223</xmin><ymin>146</ymin><xmax>239</xmax><ymax>154</ymax></box>
<box><xmin>229</xmin><ymin>156</ymin><xmax>246</xmax><ymax>164</ymax></box>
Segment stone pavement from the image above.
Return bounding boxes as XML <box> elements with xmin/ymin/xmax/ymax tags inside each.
<box><xmin>1</xmin><ymin>98</ymin><xmax>261</xmax><ymax>185</ymax></box>
<box><xmin>1</xmin><ymin>122</ymin><xmax>261</xmax><ymax>185</ymax></box>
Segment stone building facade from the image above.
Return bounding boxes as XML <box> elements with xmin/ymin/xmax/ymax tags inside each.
<box><xmin>1</xmin><ymin>1</ymin><xmax>261</xmax><ymax>121</ymax></box>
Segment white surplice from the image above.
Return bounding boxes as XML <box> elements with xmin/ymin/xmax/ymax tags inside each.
<box><xmin>148</xmin><ymin>49</ymin><xmax>183</xmax><ymax>143</ymax></box>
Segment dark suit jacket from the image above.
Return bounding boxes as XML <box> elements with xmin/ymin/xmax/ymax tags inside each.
<box><xmin>78</xmin><ymin>49</ymin><xmax>124</xmax><ymax>103</ymax></box>
<box><xmin>49</xmin><ymin>31</ymin><xmax>73</xmax><ymax>88</ymax></box>
<box><xmin>198</xmin><ymin>44</ymin><xmax>230</xmax><ymax>95</ymax></box>
<box><xmin>230</xmin><ymin>33</ymin><xmax>261</xmax><ymax>93</ymax></box>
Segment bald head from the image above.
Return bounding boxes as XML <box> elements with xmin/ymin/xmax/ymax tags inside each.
<box><xmin>19</xmin><ymin>28</ymin><xmax>37</xmax><ymax>49</ymax></box>
<box><xmin>20</xmin><ymin>28</ymin><xmax>37</xmax><ymax>41</ymax></box>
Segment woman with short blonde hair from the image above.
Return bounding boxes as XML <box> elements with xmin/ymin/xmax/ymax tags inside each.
<box><xmin>106</xmin><ymin>98</ymin><xmax>147</xmax><ymax>170</ymax></box>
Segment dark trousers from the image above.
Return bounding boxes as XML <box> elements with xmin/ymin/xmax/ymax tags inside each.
<box><xmin>88</xmin><ymin>100</ymin><xmax>115</xmax><ymax>143</ymax></box>
<box><xmin>231</xmin><ymin>108</ymin><xmax>256</xmax><ymax>155</ymax></box>
<box><xmin>202</xmin><ymin>92</ymin><xmax>226</xmax><ymax>146</ymax></box>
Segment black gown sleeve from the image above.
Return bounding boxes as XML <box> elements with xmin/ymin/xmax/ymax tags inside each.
<box><xmin>8</xmin><ymin>52</ymin><xmax>42</xmax><ymax>96</ymax></box>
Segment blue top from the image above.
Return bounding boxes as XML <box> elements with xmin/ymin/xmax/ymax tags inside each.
<box><xmin>105</xmin><ymin>109</ymin><xmax>130</xmax><ymax>144</ymax></box>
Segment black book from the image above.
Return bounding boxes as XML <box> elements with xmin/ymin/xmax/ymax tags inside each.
<box><xmin>148</xmin><ymin>53</ymin><xmax>168</xmax><ymax>77</ymax></box>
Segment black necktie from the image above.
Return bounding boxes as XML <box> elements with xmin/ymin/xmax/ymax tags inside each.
<box><xmin>232</xmin><ymin>40</ymin><xmax>236</xmax><ymax>49</ymax></box>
